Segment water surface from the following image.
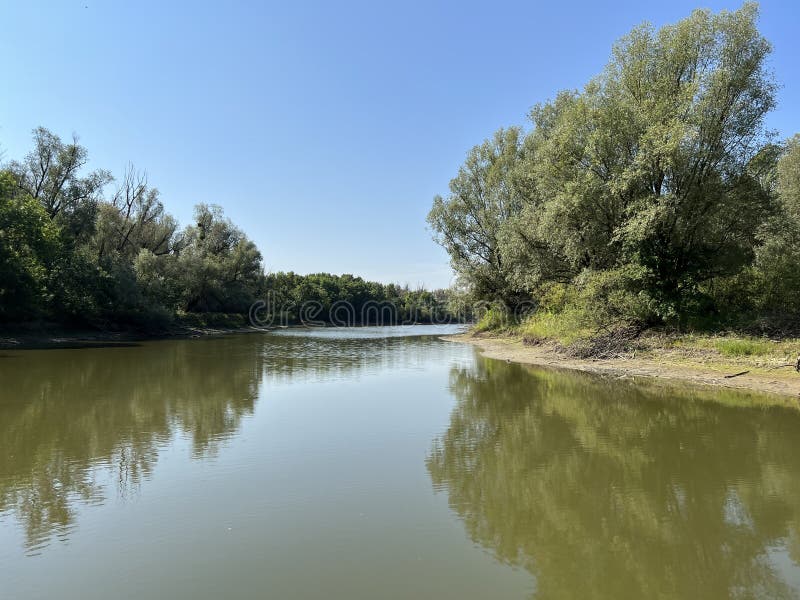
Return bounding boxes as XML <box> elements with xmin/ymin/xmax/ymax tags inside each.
<box><xmin>1</xmin><ymin>326</ymin><xmax>799</xmax><ymax>599</ymax></box>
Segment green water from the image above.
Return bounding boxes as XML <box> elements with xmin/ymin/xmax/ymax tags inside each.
<box><xmin>1</xmin><ymin>326</ymin><xmax>799</xmax><ymax>599</ymax></box>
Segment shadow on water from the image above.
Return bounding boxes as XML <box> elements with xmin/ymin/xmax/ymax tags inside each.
<box><xmin>0</xmin><ymin>341</ymin><xmax>144</xmax><ymax>352</ymax></box>
<box><xmin>427</xmin><ymin>356</ymin><xmax>800</xmax><ymax>599</ymax></box>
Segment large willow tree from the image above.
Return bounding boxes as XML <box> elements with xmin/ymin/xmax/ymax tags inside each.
<box><xmin>431</xmin><ymin>3</ymin><xmax>784</xmax><ymax>321</ymax></box>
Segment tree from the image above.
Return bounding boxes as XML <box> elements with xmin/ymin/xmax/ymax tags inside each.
<box><xmin>94</xmin><ymin>165</ymin><xmax>178</xmax><ymax>260</ymax></box>
<box><xmin>1</xmin><ymin>130</ymin><xmax>270</xmax><ymax>326</ymax></box>
<box><xmin>777</xmin><ymin>135</ymin><xmax>800</xmax><ymax>219</ymax></box>
<box><xmin>427</xmin><ymin>127</ymin><xmax>526</xmax><ymax>305</ymax></box>
<box><xmin>174</xmin><ymin>204</ymin><xmax>264</xmax><ymax>313</ymax></box>
<box><xmin>9</xmin><ymin>128</ymin><xmax>111</xmax><ymax>242</ymax></box>
<box><xmin>0</xmin><ymin>171</ymin><xmax>59</xmax><ymax>320</ymax></box>
<box><xmin>432</xmin><ymin>3</ymin><xmax>782</xmax><ymax>323</ymax></box>
<box><xmin>742</xmin><ymin>135</ymin><xmax>800</xmax><ymax>318</ymax></box>
<box><xmin>606</xmin><ymin>3</ymin><xmax>777</xmax><ymax>311</ymax></box>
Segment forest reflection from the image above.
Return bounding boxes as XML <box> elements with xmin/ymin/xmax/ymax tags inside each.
<box><xmin>0</xmin><ymin>332</ymin><xmax>443</xmax><ymax>551</ymax></box>
<box><xmin>427</xmin><ymin>357</ymin><xmax>800</xmax><ymax>599</ymax></box>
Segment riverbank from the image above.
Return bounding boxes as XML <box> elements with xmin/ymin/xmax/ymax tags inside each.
<box><xmin>446</xmin><ymin>332</ymin><xmax>800</xmax><ymax>399</ymax></box>
<box><xmin>0</xmin><ymin>323</ymin><xmax>274</xmax><ymax>349</ymax></box>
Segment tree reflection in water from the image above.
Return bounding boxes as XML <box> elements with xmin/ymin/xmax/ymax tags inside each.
<box><xmin>0</xmin><ymin>332</ymin><xmax>442</xmax><ymax>551</ymax></box>
<box><xmin>428</xmin><ymin>357</ymin><xmax>800</xmax><ymax>599</ymax></box>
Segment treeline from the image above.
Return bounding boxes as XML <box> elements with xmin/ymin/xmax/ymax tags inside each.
<box><xmin>0</xmin><ymin>128</ymin><xmax>264</xmax><ymax>328</ymax></box>
<box><xmin>0</xmin><ymin>130</ymin><xmax>460</xmax><ymax>330</ymax></box>
<box><xmin>428</xmin><ymin>3</ymin><xmax>800</xmax><ymax>335</ymax></box>
<box><xmin>258</xmin><ymin>272</ymin><xmax>466</xmax><ymax>325</ymax></box>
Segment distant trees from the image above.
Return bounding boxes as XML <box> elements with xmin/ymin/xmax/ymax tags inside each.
<box><xmin>259</xmin><ymin>272</ymin><xmax>463</xmax><ymax>325</ymax></box>
<box><xmin>430</xmin><ymin>3</ymin><xmax>799</xmax><ymax>330</ymax></box>
<box><xmin>0</xmin><ymin>129</ymin><xmax>461</xmax><ymax>329</ymax></box>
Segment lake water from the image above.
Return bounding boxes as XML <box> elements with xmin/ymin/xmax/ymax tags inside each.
<box><xmin>1</xmin><ymin>326</ymin><xmax>800</xmax><ymax>599</ymax></box>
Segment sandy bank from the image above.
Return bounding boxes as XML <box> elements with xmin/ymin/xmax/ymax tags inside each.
<box><xmin>445</xmin><ymin>333</ymin><xmax>800</xmax><ymax>400</ymax></box>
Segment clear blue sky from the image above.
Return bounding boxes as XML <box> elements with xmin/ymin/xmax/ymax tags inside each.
<box><xmin>1</xmin><ymin>1</ymin><xmax>797</xmax><ymax>289</ymax></box>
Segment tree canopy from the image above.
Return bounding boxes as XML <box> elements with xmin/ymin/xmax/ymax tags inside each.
<box><xmin>429</xmin><ymin>3</ymin><xmax>798</xmax><ymax>329</ymax></box>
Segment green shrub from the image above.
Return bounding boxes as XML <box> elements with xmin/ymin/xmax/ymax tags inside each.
<box><xmin>575</xmin><ymin>268</ymin><xmax>659</xmax><ymax>326</ymax></box>
<box><xmin>521</xmin><ymin>309</ymin><xmax>592</xmax><ymax>346</ymax></box>
<box><xmin>474</xmin><ymin>306</ymin><xmax>513</xmax><ymax>332</ymax></box>
<box><xmin>519</xmin><ymin>268</ymin><xmax>657</xmax><ymax>345</ymax></box>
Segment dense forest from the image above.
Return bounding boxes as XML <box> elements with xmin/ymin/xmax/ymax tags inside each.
<box><xmin>0</xmin><ymin>130</ymin><xmax>460</xmax><ymax>330</ymax></box>
<box><xmin>429</xmin><ymin>3</ymin><xmax>800</xmax><ymax>339</ymax></box>
<box><xmin>257</xmin><ymin>272</ymin><xmax>462</xmax><ymax>326</ymax></box>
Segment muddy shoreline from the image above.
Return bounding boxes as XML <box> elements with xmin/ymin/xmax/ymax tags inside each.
<box><xmin>445</xmin><ymin>333</ymin><xmax>800</xmax><ymax>400</ymax></box>
<box><xmin>0</xmin><ymin>325</ymin><xmax>277</xmax><ymax>350</ymax></box>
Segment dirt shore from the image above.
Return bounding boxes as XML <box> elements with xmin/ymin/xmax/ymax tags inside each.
<box><xmin>446</xmin><ymin>333</ymin><xmax>800</xmax><ymax>399</ymax></box>
<box><xmin>0</xmin><ymin>325</ymin><xmax>274</xmax><ymax>350</ymax></box>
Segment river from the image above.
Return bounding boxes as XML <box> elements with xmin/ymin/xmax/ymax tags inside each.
<box><xmin>1</xmin><ymin>326</ymin><xmax>799</xmax><ymax>598</ymax></box>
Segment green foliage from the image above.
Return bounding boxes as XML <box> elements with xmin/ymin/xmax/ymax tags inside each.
<box><xmin>0</xmin><ymin>129</ymin><xmax>267</xmax><ymax>328</ymax></box>
<box><xmin>707</xmin><ymin>137</ymin><xmax>800</xmax><ymax>324</ymax></box>
<box><xmin>169</xmin><ymin>204</ymin><xmax>264</xmax><ymax>314</ymax></box>
<box><xmin>261</xmin><ymin>271</ymin><xmax>464</xmax><ymax>325</ymax></box>
<box><xmin>427</xmin><ymin>128</ymin><xmax>528</xmax><ymax>304</ymax></box>
<box><xmin>574</xmin><ymin>268</ymin><xmax>659</xmax><ymax>325</ymax></box>
<box><xmin>745</xmin><ymin>137</ymin><xmax>800</xmax><ymax>319</ymax></box>
<box><xmin>431</xmin><ymin>4</ymin><xmax>799</xmax><ymax>333</ymax></box>
<box><xmin>521</xmin><ymin>309</ymin><xmax>592</xmax><ymax>346</ymax></box>
<box><xmin>92</xmin><ymin>166</ymin><xmax>178</xmax><ymax>261</ymax></box>
<box><xmin>777</xmin><ymin>135</ymin><xmax>800</xmax><ymax>219</ymax></box>
<box><xmin>133</xmin><ymin>249</ymin><xmax>181</xmax><ymax>311</ymax></box>
<box><xmin>0</xmin><ymin>171</ymin><xmax>59</xmax><ymax>319</ymax></box>
<box><xmin>177</xmin><ymin>311</ymin><xmax>248</xmax><ymax>329</ymax></box>
<box><xmin>473</xmin><ymin>307</ymin><xmax>511</xmax><ymax>333</ymax></box>
<box><xmin>8</xmin><ymin>127</ymin><xmax>111</xmax><ymax>243</ymax></box>
<box><xmin>519</xmin><ymin>269</ymin><xmax>653</xmax><ymax>345</ymax></box>
<box><xmin>45</xmin><ymin>245</ymin><xmax>106</xmax><ymax>323</ymax></box>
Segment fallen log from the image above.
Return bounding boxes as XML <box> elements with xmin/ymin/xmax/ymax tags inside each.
<box><xmin>724</xmin><ymin>370</ymin><xmax>750</xmax><ymax>379</ymax></box>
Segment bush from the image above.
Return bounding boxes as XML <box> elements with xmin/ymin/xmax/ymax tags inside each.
<box><xmin>521</xmin><ymin>309</ymin><xmax>592</xmax><ymax>346</ymax></box>
<box><xmin>573</xmin><ymin>268</ymin><xmax>658</xmax><ymax>326</ymax></box>
<box><xmin>520</xmin><ymin>268</ymin><xmax>656</xmax><ymax>344</ymax></box>
<box><xmin>473</xmin><ymin>306</ymin><xmax>513</xmax><ymax>332</ymax></box>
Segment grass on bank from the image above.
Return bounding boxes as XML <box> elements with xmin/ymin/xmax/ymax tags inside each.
<box><xmin>715</xmin><ymin>338</ymin><xmax>773</xmax><ymax>357</ymax></box>
<box><xmin>668</xmin><ymin>334</ymin><xmax>798</xmax><ymax>361</ymax></box>
<box><xmin>473</xmin><ymin>306</ymin><xmax>800</xmax><ymax>371</ymax></box>
<box><xmin>520</xmin><ymin>309</ymin><xmax>594</xmax><ymax>347</ymax></box>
